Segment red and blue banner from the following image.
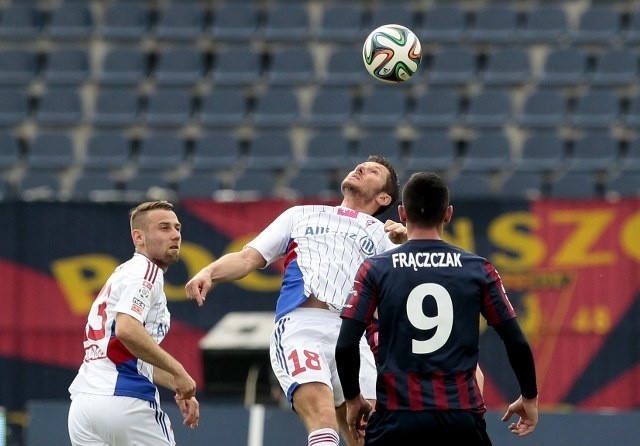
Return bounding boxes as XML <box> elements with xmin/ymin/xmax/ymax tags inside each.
<box><xmin>1</xmin><ymin>198</ymin><xmax>639</xmax><ymax>413</ymax></box>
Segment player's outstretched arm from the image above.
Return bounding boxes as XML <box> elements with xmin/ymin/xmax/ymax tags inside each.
<box><xmin>185</xmin><ymin>247</ymin><xmax>267</xmax><ymax>306</ymax></box>
<box><xmin>502</xmin><ymin>395</ymin><xmax>538</xmax><ymax>437</ymax></box>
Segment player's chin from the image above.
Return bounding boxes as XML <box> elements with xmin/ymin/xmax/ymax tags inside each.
<box><xmin>166</xmin><ymin>252</ymin><xmax>180</xmax><ymax>264</ymax></box>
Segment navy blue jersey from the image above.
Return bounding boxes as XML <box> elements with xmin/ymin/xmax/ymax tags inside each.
<box><xmin>341</xmin><ymin>239</ymin><xmax>516</xmax><ymax>413</ymax></box>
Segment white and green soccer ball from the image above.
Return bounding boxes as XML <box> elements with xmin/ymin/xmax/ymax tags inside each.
<box><xmin>362</xmin><ymin>24</ymin><xmax>422</xmax><ymax>83</ymax></box>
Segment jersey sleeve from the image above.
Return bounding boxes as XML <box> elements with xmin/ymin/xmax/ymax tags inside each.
<box><xmin>480</xmin><ymin>261</ymin><xmax>517</xmax><ymax>326</ymax></box>
<box><xmin>245</xmin><ymin>206</ymin><xmax>297</xmax><ymax>267</ymax></box>
<box><xmin>340</xmin><ymin>259</ymin><xmax>378</xmax><ymax>325</ymax></box>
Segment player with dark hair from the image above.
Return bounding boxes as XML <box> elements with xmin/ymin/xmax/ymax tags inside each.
<box><xmin>186</xmin><ymin>156</ymin><xmax>406</xmax><ymax>446</ymax></box>
<box><xmin>68</xmin><ymin>201</ymin><xmax>200</xmax><ymax>445</ymax></box>
<box><xmin>336</xmin><ymin>172</ymin><xmax>538</xmax><ymax>445</ymax></box>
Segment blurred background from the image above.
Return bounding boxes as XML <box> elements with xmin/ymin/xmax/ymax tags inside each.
<box><xmin>1</xmin><ymin>0</ymin><xmax>640</xmax><ymax>445</ymax></box>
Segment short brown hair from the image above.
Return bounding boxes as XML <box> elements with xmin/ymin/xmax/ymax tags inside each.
<box><xmin>366</xmin><ymin>155</ymin><xmax>399</xmax><ymax>216</ymax></box>
<box><xmin>129</xmin><ymin>200</ymin><xmax>175</xmax><ymax>230</ymax></box>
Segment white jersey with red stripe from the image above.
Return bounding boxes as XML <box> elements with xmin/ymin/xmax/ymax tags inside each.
<box><xmin>68</xmin><ymin>253</ymin><xmax>170</xmax><ymax>403</ymax></box>
<box><xmin>247</xmin><ymin>205</ymin><xmax>397</xmax><ymax>319</ymax></box>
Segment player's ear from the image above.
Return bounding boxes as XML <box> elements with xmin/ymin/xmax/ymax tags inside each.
<box><xmin>131</xmin><ymin>229</ymin><xmax>144</xmax><ymax>246</ymax></box>
<box><xmin>398</xmin><ymin>205</ymin><xmax>407</xmax><ymax>223</ymax></box>
<box><xmin>444</xmin><ymin>205</ymin><xmax>454</xmax><ymax>223</ymax></box>
<box><xmin>377</xmin><ymin>193</ymin><xmax>392</xmax><ymax>207</ymax></box>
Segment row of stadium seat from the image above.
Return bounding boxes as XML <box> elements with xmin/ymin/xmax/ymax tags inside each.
<box><xmin>1</xmin><ymin>3</ymin><xmax>638</xmax><ymax>46</ymax></box>
<box><xmin>2</xmin><ymin>45</ymin><xmax>639</xmax><ymax>89</ymax></box>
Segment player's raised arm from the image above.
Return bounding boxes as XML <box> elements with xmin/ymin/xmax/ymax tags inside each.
<box><xmin>185</xmin><ymin>247</ymin><xmax>267</xmax><ymax>306</ymax></box>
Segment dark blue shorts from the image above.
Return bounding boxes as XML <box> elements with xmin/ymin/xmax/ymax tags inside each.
<box><xmin>365</xmin><ymin>409</ymin><xmax>492</xmax><ymax>446</ymax></box>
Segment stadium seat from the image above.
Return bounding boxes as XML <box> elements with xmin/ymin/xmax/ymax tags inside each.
<box><xmin>267</xmin><ymin>46</ymin><xmax>315</xmax><ymax>86</ymax></box>
<box><xmin>460</xmin><ymin>132</ymin><xmax>513</xmax><ymax>173</ymax></box>
<box><xmin>84</xmin><ymin>132</ymin><xmax>131</xmax><ymax>172</ymax></box>
<box><xmin>315</xmin><ymin>4</ymin><xmax>364</xmax><ymax>42</ymax></box>
<box><xmin>35</xmin><ymin>88</ymin><xmax>83</xmax><ymax>126</ymax></box>
<box><xmin>26</xmin><ymin>133</ymin><xmax>75</xmax><ymax>171</ymax></box>
<box><xmin>481</xmin><ymin>47</ymin><xmax>531</xmax><ymax>87</ymax></box>
<box><xmin>624</xmin><ymin>10</ymin><xmax>640</xmax><ymax>44</ymax></box>
<box><xmin>498</xmin><ymin>172</ymin><xmax>544</xmax><ymax>200</ymax></box>
<box><xmin>570</xmin><ymin>90</ymin><xmax>620</xmax><ymax>129</ymax></box>
<box><xmin>623</xmin><ymin>93</ymin><xmax>640</xmax><ymax>128</ymax></box>
<box><xmin>298</xmin><ymin>131</ymin><xmax>352</xmax><ymax>170</ymax></box>
<box><xmin>405</xmin><ymin>131</ymin><xmax>458</xmax><ymax>172</ymax></box>
<box><xmin>463</xmin><ymin>90</ymin><xmax>513</xmax><ymax>129</ymax></box>
<box><xmin>0</xmin><ymin>4</ymin><xmax>42</xmax><ymax>41</ymax></box>
<box><xmin>417</xmin><ymin>4</ymin><xmax>466</xmax><ymax>43</ymax></box>
<box><xmin>285</xmin><ymin>169</ymin><xmax>336</xmax><ymax>199</ymax></box>
<box><xmin>590</xmin><ymin>48</ymin><xmax>638</xmax><ymax>88</ymax></box>
<box><xmin>0</xmin><ymin>49</ymin><xmax>38</xmax><ymax>86</ymax></box>
<box><xmin>320</xmin><ymin>46</ymin><xmax>369</xmax><ymax>86</ymax></box>
<box><xmin>410</xmin><ymin>88</ymin><xmax>460</xmax><ymax>128</ymax></box>
<box><xmin>210</xmin><ymin>4</ymin><xmax>259</xmax><ymax>42</ymax></box>
<box><xmin>514</xmin><ymin>132</ymin><xmax>567</xmax><ymax>173</ymax></box>
<box><xmin>538</xmin><ymin>47</ymin><xmax>587</xmax><ymax>87</ymax></box>
<box><xmin>251</xmin><ymin>87</ymin><xmax>300</xmax><ymax>128</ymax></box>
<box><xmin>190</xmin><ymin>132</ymin><xmax>241</xmax><ymax>172</ymax></box>
<box><xmin>232</xmin><ymin>169</ymin><xmax>277</xmax><ymax>198</ymax></box>
<box><xmin>211</xmin><ymin>46</ymin><xmax>262</xmax><ymax>86</ymax></box>
<box><xmin>0</xmin><ymin>131</ymin><xmax>20</xmax><ymax>170</ymax></box>
<box><xmin>97</xmin><ymin>48</ymin><xmax>147</xmax><ymax>86</ymax></box>
<box><xmin>155</xmin><ymin>3</ymin><xmax>204</xmax><ymax>41</ymax></box>
<box><xmin>303</xmin><ymin>86</ymin><xmax>354</xmax><ymax>128</ymax></box>
<box><xmin>45</xmin><ymin>3</ymin><xmax>93</xmax><ymax>41</ymax></box>
<box><xmin>566</xmin><ymin>132</ymin><xmax>620</xmax><ymax>173</ymax></box>
<box><xmin>468</xmin><ymin>5</ymin><xmax>518</xmax><ymax>44</ymax></box>
<box><xmin>91</xmin><ymin>87</ymin><xmax>139</xmax><ymax>128</ymax></box>
<box><xmin>517</xmin><ymin>89</ymin><xmax>568</xmax><ymax>129</ymax></box>
<box><xmin>368</xmin><ymin>5</ymin><xmax>417</xmax><ymax>30</ymax></box>
<box><xmin>136</xmin><ymin>133</ymin><xmax>186</xmax><ymax>172</ymax></box>
<box><xmin>351</xmin><ymin>131</ymin><xmax>403</xmax><ymax>166</ymax></box>
<box><xmin>198</xmin><ymin>88</ymin><xmax>247</xmax><ymax>128</ymax></box>
<box><xmin>18</xmin><ymin>171</ymin><xmax>61</xmax><ymax>201</ymax></box>
<box><xmin>43</xmin><ymin>48</ymin><xmax>89</xmax><ymax>85</ymax></box>
<box><xmin>448</xmin><ymin>173</ymin><xmax>494</xmax><ymax>199</ymax></box>
<box><xmin>0</xmin><ymin>88</ymin><xmax>28</xmax><ymax>127</ymax></box>
<box><xmin>620</xmin><ymin>137</ymin><xmax>640</xmax><ymax>172</ymax></box>
<box><xmin>262</xmin><ymin>4</ymin><xmax>310</xmax><ymax>42</ymax></box>
<box><xmin>244</xmin><ymin>132</ymin><xmax>294</xmax><ymax>171</ymax></box>
<box><xmin>153</xmin><ymin>47</ymin><xmax>204</xmax><ymax>87</ymax></box>
<box><xmin>176</xmin><ymin>173</ymin><xmax>222</xmax><ymax>200</ymax></box>
<box><xmin>549</xmin><ymin>172</ymin><xmax>598</xmax><ymax>198</ymax></box>
<box><xmin>571</xmin><ymin>6</ymin><xmax>621</xmax><ymax>45</ymax></box>
<box><xmin>427</xmin><ymin>46</ymin><xmax>476</xmax><ymax>86</ymax></box>
<box><xmin>71</xmin><ymin>173</ymin><xmax>120</xmax><ymax>201</ymax></box>
<box><xmin>357</xmin><ymin>87</ymin><xmax>408</xmax><ymax>128</ymax></box>
<box><xmin>0</xmin><ymin>177</ymin><xmax>11</xmax><ymax>200</ymax></box>
<box><xmin>605</xmin><ymin>172</ymin><xmax>640</xmax><ymax>197</ymax></box>
<box><xmin>123</xmin><ymin>173</ymin><xmax>173</xmax><ymax>200</ymax></box>
<box><xmin>519</xmin><ymin>4</ymin><xmax>568</xmax><ymax>43</ymax></box>
<box><xmin>101</xmin><ymin>3</ymin><xmax>148</xmax><ymax>41</ymax></box>
<box><xmin>142</xmin><ymin>88</ymin><xmax>193</xmax><ymax>128</ymax></box>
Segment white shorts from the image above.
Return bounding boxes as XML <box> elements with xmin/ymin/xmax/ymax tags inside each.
<box><xmin>270</xmin><ymin>307</ymin><xmax>377</xmax><ymax>408</ymax></box>
<box><xmin>68</xmin><ymin>393</ymin><xmax>176</xmax><ymax>446</ymax></box>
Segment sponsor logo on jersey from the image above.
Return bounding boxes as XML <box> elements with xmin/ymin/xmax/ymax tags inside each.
<box><xmin>359</xmin><ymin>236</ymin><xmax>375</xmax><ymax>255</ymax></box>
<box><xmin>132</xmin><ymin>296</ymin><xmax>146</xmax><ymax>315</ymax></box>
<box><xmin>83</xmin><ymin>344</ymin><xmax>106</xmax><ymax>362</ymax></box>
<box><xmin>142</xmin><ymin>280</ymin><xmax>153</xmax><ymax>290</ymax></box>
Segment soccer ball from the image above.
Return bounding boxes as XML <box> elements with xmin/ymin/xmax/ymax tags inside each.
<box><xmin>362</xmin><ymin>24</ymin><xmax>422</xmax><ymax>83</ymax></box>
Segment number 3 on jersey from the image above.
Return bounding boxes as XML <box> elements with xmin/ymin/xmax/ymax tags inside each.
<box><xmin>86</xmin><ymin>283</ymin><xmax>111</xmax><ymax>342</ymax></box>
<box><xmin>288</xmin><ymin>349</ymin><xmax>322</xmax><ymax>376</ymax></box>
<box><xmin>407</xmin><ymin>283</ymin><xmax>453</xmax><ymax>354</ymax></box>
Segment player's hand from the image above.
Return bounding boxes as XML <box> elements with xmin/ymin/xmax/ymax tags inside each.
<box><xmin>175</xmin><ymin>396</ymin><xmax>200</xmax><ymax>429</ymax></box>
<box><xmin>173</xmin><ymin>370</ymin><xmax>197</xmax><ymax>400</ymax></box>
<box><xmin>501</xmin><ymin>395</ymin><xmax>538</xmax><ymax>437</ymax></box>
<box><xmin>345</xmin><ymin>394</ymin><xmax>373</xmax><ymax>442</ymax></box>
<box><xmin>185</xmin><ymin>268</ymin><xmax>213</xmax><ymax>307</ymax></box>
<box><xmin>384</xmin><ymin>219</ymin><xmax>407</xmax><ymax>244</ymax></box>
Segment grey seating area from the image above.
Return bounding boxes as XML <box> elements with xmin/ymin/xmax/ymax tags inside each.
<box><xmin>0</xmin><ymin>0</ymin><xmax>638</xmax><ymax>202</ymax></box>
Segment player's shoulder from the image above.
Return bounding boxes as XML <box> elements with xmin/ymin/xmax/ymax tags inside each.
<box><xmin>119</xmin><ymin>253</ymin><xmax>163</xmax><ymax>285</ymax></box>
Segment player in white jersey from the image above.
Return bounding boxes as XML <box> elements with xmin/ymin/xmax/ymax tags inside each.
<box><xmin>68</xmin><ymin>201</ymin><xmax>200</xmax><ymax>446</ymax></box>
<box><xmin>186</xmin><ymin>156</ymin><xmax>406</xmax><ymax>446</ymax></box>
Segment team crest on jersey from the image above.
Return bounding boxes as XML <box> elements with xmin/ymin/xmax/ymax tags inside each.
<box><xmin>365</xmin><ymin>218</ymin><xmax>376</xmax><ymax>227</ymax></box>
<box><xmin>359</xmin><ymin>236</ymin><xmax>375</xmax><ymax>255</ymax></box>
